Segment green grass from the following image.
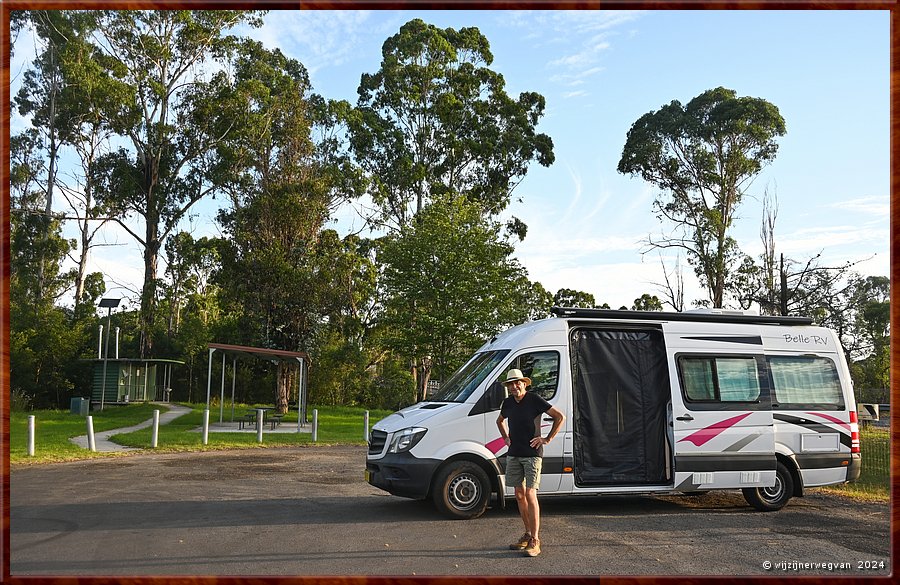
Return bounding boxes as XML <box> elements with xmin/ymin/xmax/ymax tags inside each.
<box><xmin>11</xmin><ymin>403</ymin><xmax>393</xmax><ymax>465</ymax></box>
<box><xmin>819</xmin><ymin>426</ymin><xmax>890</xmax><ymax>502</ymax></box>
<box><xmin>11</xmin><ymin>403</ymin><xmax>165</xmax><ymax>463</ymax></box>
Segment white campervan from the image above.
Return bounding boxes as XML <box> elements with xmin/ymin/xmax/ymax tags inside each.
<box><xmin>366</xmin><ymin>308</ymin><xmax>861</xmax><ymax>519</ymax></box>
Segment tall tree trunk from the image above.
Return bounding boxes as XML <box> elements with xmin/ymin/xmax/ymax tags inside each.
<box><xmin>140</xmin><ymin>226</ymin><xmax>160</xmax><ymax>358</ymax></box>
<box><xmin>276</xmin><ymin>362</ymin><xmax>294</xmax><ymax>414</ymax></box>
<box><xmin>418</xmin><ymin>359</ymin><xmax>432</xmax><ymax>402</ymax></box>
<box><xmin>779</xmin><ymin>254</ymin><xmax>788</xmax><ymax>316</ymax></box>
<box><xmin>38</xmin><ymin>62</ymin><xmax>61</xmax><ymax>304</ymax></box>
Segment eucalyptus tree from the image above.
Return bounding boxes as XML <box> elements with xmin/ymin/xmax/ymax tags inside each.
<box><xmin>378</xmin><ymin>195</ymin><xmax>533</xmax><ymax>402</ymax></box>
<box><xmin>350</xmin><ymin>18</ymin><xmax>554</xmax><ymax>233</ymax></box>
<box><xmin>848</xmin><ymin>276</ymin><xmax>889</xmax><ymax>397</ymax></box>
<box><xmin>10</xmin><ymin>131</ymin><xmax>83</xmax><ymax>409</ymax></box>
<box><xmin>553</xmin><ymin>288</ymin><xmax>598</xmax><ymax>309</ymax></box>
<box><xmin>618</xmin><ymin>87</ymin><xmax>786</xmax><ymax>308</ymax></box>
<box><xmin>353</xmin><ymin>19</ymin><xmax>553</xmax><ymax>401</ymax></box>
<box><xmin>209</xmin><ymin>40</ymin><xmax>376</xmax><ymax>412</ymax></box>
<box><xmin>12</xmin><ymin>11</ymin><xmax>134</xmax><ymax>308</ymax></box>
<box><xmin>13</xmin><ymin>11</ymin><xmax>83</xmax><ymax>302</ymax></box>
<box><xmin>86</xmin><ymin>10</ymin><xmax>265</xmax><ymax>357</ymax></box>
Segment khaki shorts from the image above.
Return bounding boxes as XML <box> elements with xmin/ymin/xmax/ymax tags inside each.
<box><xmin>506</xmin><ymin>456</ymin><xmax>543</xmax><ymax>490</ymax></box>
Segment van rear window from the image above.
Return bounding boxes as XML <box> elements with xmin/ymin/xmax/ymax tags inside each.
<box><xmin>680</xmin><ymin>357</ymin><xmax>761</xmax><ymax>403</ymax></box>
<box><xmin>768</xmin><ymin>356</ymin><xmax>844</xmax><ymax>409</ymax></box>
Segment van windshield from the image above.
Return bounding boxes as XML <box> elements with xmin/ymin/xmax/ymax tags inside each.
<box><xmin>429</xmin><ymin>350</ymin><xmax>510</xmax><ymax>403</ymax></box>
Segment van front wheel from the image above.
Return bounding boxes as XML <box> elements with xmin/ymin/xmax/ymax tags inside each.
<box><xmin>742</xmin><ymin>462</ymin><xmax>794</xmax><ymax>512</ymax></box>
<box><xmin>432</xmin><ymin>461</ymin><xmax>491</xmax><ymax>519</ymax></box>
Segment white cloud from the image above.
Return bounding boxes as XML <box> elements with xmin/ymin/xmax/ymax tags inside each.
<box><xmin>775</xmin><ymin>223</ymin><xmax>888</xmax><ymax>255</ymax></box>
<box><xmin>563</xmin><ymin>90</ymin><xmax>588</xmax><ymax>99</ymax></box>
<box><xmin>548</xmin><ymin>43</ymin><xmax>611</xmax><ymax>70</ymax></box>
<box><xmin>549</xmin><ymin>66</ymin><xmax>605</xmax><ymax>87</ymax></box>
<box><xmin>251</xmin><ymin>11</ymin><xmax>376</xmax><ymax>76</ymax></box>
<box><xmin>826</xmin><ymin>196</ymin><xmax>889</xmax><ymax>216</ymax></box>
<box><xmin>500</xmin><ymin>11</ymin><xmax>645</xmax><ymax>101</ymax></box>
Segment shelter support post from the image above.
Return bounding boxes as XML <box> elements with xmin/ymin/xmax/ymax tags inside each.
<box><xmin>206</xmin><ymin>348</ymin><xmax>215</xmax><ymax>409</ymax></box>
<box><xmin>230</xmin><ymin>357</ymin><xmax>237</xmax><ymax>422</ymax></box>
<box><xmin>298</xmin><ymin>357</ymin><xmax>308</xmax><ymax>425</ymax></box>
<box><xmin>220</xmin><ymin>351</ymin><xmax>226</xmax><ymax>423</ymax></box>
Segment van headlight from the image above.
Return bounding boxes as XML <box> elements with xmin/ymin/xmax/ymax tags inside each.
<box><xmin>389</xmin><ymin>427</ymin><xmax>427</xmax><ymax>453</ymax></box>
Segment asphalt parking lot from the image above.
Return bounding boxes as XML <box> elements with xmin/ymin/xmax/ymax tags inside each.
<box><xmin>10</xmin><ymin>445</ymin><xmax>891</xmax><ymax>577</ymax></box>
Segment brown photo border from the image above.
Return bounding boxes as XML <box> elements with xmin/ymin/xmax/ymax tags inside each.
<box><xmin>1</xmin><ymin>1</ymin><xmax>896</xmax><ymax>584</ymax></box>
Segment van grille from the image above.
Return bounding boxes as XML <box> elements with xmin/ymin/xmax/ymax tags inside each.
<box><xmin>368</xmin><ymin>429</ymin><xmax>387</xmax><ymax>455</ymax></box>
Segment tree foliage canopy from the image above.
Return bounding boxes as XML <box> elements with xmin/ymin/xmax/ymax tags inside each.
<box><xmin>351</xmin><ymin>18</ymin><xmax>554</xmax><ymax>232</ymax></box>
<box><xmin>618</xmin><ymin>87</ymin><xmax>786</xmax><ymax>308</ymax></box>
<box><xmin>378</xmin><ymin>195</ymin><xmax>534</xmax><ymax>399</ymax></box>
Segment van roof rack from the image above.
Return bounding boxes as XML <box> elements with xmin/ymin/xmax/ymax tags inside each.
<box><xmin>550</xmin><ymin>307</ymin><xmax>814</xmax><ymax>326</ymax></box>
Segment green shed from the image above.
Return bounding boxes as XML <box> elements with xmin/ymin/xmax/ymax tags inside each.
<box><xmin>91</xmin><ymin>359</ymin><xmax>184</xmax><ymax>405</ymax></box>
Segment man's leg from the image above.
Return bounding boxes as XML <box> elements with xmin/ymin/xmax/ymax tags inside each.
<box><xmin>524</xmin><ymin>487</ymin><xmax>540</xmax><ymax>540</ymax></box>
<box><xmin>514</xmin><ymin>485</ymin><xmax>531</xmax><ymax>534</ymax></box>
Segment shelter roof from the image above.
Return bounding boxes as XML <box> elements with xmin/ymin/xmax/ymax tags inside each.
<box><xmin>208</xmin><ymin>343</ymin><xmax>310</xmax><ymax>364</ymax></box>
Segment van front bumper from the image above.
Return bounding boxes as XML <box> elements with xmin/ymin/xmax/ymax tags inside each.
<box><xmin>366</xmin><ymin>452</ymin><xmax>442</xmax><ymax>500</ymax></box>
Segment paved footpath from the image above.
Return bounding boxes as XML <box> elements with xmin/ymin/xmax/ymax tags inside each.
<box><xmin>68</xmin><ymin>402</ymin><xmax>192</xmax><ymax>452</ymax></box>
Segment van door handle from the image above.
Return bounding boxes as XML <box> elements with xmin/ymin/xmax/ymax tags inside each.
<box><xmin>676</xmin><ymin>414</ymin><xmax>694</xmax><ymax>422</ymax></box>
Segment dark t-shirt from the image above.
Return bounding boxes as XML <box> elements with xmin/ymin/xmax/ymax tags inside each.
<box><xmin>500</xmin><ymin>391</ymin><xmax>552</xmax><ymax>457</ymax></box>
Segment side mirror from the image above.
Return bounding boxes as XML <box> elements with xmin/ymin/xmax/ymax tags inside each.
<box><xmin>488</xmin><ymin>382</ymin><xmax>506</xmax><ymax>410</ymax></box>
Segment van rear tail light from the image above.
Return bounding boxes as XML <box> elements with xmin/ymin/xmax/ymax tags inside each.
<box><xmin>849</xmin><ymin>410</ymin><xmax>860</xmax><ymax>454</ymax></box>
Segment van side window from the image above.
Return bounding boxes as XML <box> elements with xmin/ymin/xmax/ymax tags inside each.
<box><xmin>768</xmin><ymin>356</ymin><xmax>844</xmax><ymax>409</ymax></box>
<box><xmin>680</xmin><ymin>356</ymin><xmax>761</xmax><ymax>403</ymax></box>
<box><xmin>500</xmin><ymin>351</ymin><xmax>560</xmax><ymax>401</ymax></box>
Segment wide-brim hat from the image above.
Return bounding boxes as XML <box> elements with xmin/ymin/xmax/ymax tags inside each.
<box><xmin>502</xmin><ymin>368</ymin><xmax>532</xmax><ymax>387</ymax></box>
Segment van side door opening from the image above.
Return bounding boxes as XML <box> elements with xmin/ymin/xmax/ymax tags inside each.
<box><xmin>570</xmin><ymin>328</ymin><xmax>671</xmax><ymax>487</ymax></box>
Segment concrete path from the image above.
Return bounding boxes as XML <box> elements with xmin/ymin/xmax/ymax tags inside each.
<box><xmin>69</xmin><ymin>402</ymin><xmax>192</xmax><ymax>452</ymax></box>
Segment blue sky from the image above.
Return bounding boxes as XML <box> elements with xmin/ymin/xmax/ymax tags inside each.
<box><xmin>11</xmin><ymin>9</ymin><xmax>890</xmax><ymax>310</ymax></box>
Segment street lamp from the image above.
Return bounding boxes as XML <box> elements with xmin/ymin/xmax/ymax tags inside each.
<box><xmin>98</xmin><ymin>297</ymin><xmax>121</xmax><ymax>411</ymax></box>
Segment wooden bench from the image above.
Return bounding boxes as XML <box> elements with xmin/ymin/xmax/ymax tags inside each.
<box><xmin>269</xmin><ymin>413</ymin><xmax>284</xmax><ymax>430</ymax></box>
<box><xmin>238</xmin><ymin>412</ymin><xmax>257</xmax><ymax>430</ymax></box>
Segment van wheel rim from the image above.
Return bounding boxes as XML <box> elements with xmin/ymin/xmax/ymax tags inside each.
<box><xmin>448</xmin><ymin>474</ymin><xmax>480</xmax><ymax>510</ymax></box>
<box><xmin>761</xmin><ymin>476</ymin><xmax>784</xmax><ymax>502</ymax></box>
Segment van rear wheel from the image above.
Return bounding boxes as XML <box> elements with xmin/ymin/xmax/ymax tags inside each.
<box><xmin>432</xmin><ymin>461</ymin><xmax>491</xmax><ymax>519</ymax></box>
<box><xmin>742</xmin><ymin>462</ymin><xmax>794</xmax><ymax>512</ymax></box>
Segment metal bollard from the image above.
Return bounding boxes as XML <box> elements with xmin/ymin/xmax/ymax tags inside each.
<box><xmin>202</xmin><ymin>409</ymin><xmax>210</xmax><ymax>445</ymax></box>
<box><xmin>27</xmin><ymin>416</ymin><xmax>35</xmax><ymax>456</ymax></box>
<box><xmin>312</xmin><ymin>409</ymin><xmax>318</xmax><ymax>442</ymax></box>
<box><xmin>257</xmin><ymin>408</ymin><xmax>264</xmax><ymax>443</ymax></box>
<box><xmin>151</xmin><ymin>410</ymin><xmax>160</xmax><ymax>448</ymax></box>
<box><xmin>86</xmin><ymin>416</ymin><xmax>96</xmax><ymax>452</ymax></box>
<box><xmin>364</xmin><ymin>411</ymin><xmax>369</xmax><ymax>442</ymax></box>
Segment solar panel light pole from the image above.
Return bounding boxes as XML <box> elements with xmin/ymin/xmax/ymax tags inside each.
<box><xmin>98</xmin><ymin>298</ymin><xmax>121</xmax><ymax>411</ymax></box>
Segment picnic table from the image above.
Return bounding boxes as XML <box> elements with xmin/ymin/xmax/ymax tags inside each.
<box><xmin>237</xmin><ymin>408</ymin><xmax>284</xmax><ymax>431</ymax></box>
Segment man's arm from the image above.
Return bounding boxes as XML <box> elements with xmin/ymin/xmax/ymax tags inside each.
<box><xmin>530</xmin><ymin>406</ymin><xmax>564</xmax><ymax>448</ymax></box>
<box><xmin>496</xmin><ymin>413</ymin><xmax>511</xmax><ymax>446</ymax></box>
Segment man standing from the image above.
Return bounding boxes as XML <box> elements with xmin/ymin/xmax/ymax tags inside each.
<box><xmin>496</xmin><ymin>368</ymin><xmax>565</xmax><ymax>557</ymax></box>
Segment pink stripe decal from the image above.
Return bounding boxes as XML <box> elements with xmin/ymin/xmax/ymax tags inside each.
<box><xmin>678</xmin><ymin>413</ymin><xmax>753</xmax><ymax>447</ymax></box>
<box><xmin>485</xmin><ymin>437</ymin><xmax>506</xmax><ymax>454</ymax></box>
<box><xmin>806</xmin><ymin>412</ymin><xmax>851</xmax><ymax>432</ymax></box>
